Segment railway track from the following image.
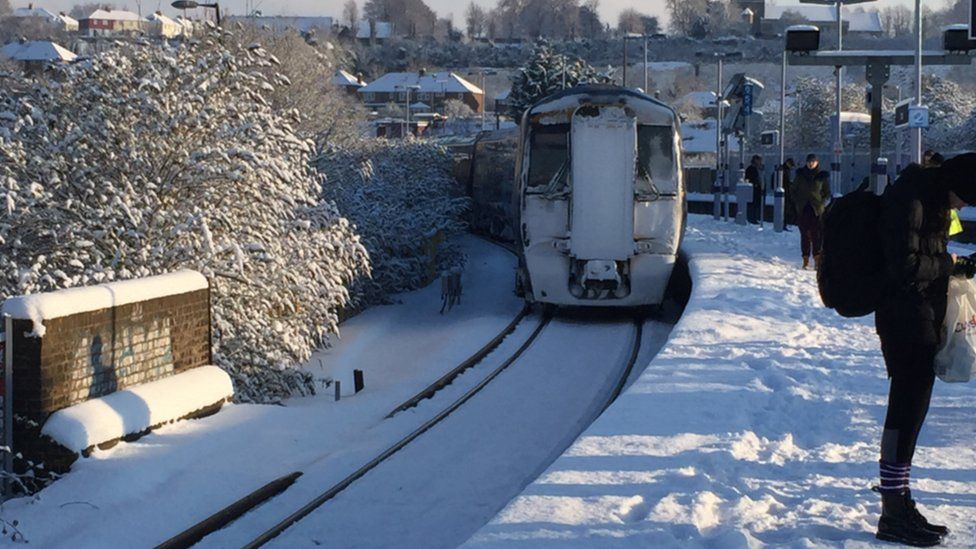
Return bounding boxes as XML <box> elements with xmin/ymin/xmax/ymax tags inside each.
<box><xmin>155</xmin><ymin>306</ymin><xmax>545</xmax><ymax>549</ymax></box>
<box><xmin>156</xmin><ymin>313</ymin><xmax>647</xmax><ymax>549</ymax></box>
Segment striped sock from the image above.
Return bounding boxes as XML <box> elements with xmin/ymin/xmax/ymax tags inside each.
<box><xmin>879</xmin><ymin>460</ymin><xmax>911</xmax><ymax>493</ymax></box>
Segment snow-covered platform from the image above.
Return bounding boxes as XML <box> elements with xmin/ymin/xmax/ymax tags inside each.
<box><xmin>466</xmin><ymin>215</ymin><xmax>976</xmax><ymax>547</ymax></box>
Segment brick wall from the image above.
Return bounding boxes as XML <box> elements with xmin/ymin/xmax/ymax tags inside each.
<box><xmin>11</xmin><ymin>288</ymin><xmax>211</xmax><ymax>424</ymax></box>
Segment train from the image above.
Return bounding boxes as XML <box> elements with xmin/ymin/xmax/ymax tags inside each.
<box><xmin>450</xmin><ymin>84</ymin><xmax>686</xmax><ymax>308</ymax></box>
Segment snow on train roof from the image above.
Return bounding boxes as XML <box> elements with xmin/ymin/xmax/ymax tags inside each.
<box><xmin>527</xmin><ymin>85</ymin><xmax>678</xmax><ymax>126</ymax></box>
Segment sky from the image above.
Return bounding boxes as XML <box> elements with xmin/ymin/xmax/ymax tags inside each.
<box><xmin>14</xmin><ymin>0</ymin><xmax>933</xmax><ymax>27</ymax></box>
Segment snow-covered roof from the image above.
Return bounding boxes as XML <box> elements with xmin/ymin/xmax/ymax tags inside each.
<box><xmin>333</xmin><ymin>69</ymin><xmax>365</xmax><ymax>87</ymax></box>
<box><xmin>640</xmin><ymin>61</ymin><xmax>695</xmax><ymax>72</ymax></box>
<box><xmin>359</xmin><ymin>72</ymin><xmax>484</xmax><ymax>95</ymax></box>
<box><xmin>354</xmin><ymin>21</ymin><xmax>393</xmax><ymax>40</ymax></box>
<box><xmin>146</xmin><ymin>12</ymin><xmax>177</xmax><ymax>25</ymax></box>
<box><xmin>765</xmin><ymin>5</ymin><xmax>883</xmax><ymax>33</ymax></box>
<box><xmin>681</xmin><ymin>91</ymin><xmax>718</xmax><ymax>109</ymax></box>
<box><xmin>83</xmin><ymin>9</ymin><xmax>146</xmax><ymax>22</ymax></box>
<box><xmin>0</xmin><ymin>40</ymin><xmax>76</xmax><ymax>62</ymax></box>
<box><xmin>680</xmin><ymin>119</ymin><xmax>741</xmax><ymax>154</ymax></box>
<box><xmin>12</xmin><ymin>6</ymin><xmax>57</xmax><ymax>18</ymax></box>
<box><xmin>174</xmin><ymin>15</ymin><xmax>196</xmax><ymax>29</ymax></box>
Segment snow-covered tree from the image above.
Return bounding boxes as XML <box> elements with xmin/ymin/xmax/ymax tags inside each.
<box><xmin>507</xmin><ymin>39</ymin><xmax>611</xmax><ymax>119</ymax></box>
<box><xmin>442</xmin><ymin>98</ymin><xmax>474</xmax><ymax>119</ymax></box>
<box><xmin>0</xmin><ymin>34</ymin><xmax>370</xmax><ymax>402</ymax></box>
<box><xmin>232</xmin><ymin>24</ymin><xmax>366</xmax><ymax>150</ymax></box>
<box><xmin>318</xmin><ymin>140</ymin><xmax>468</xmax><ymax>307</ymax></box>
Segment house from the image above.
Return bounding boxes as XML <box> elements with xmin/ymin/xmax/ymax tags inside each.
<box><xmin>146</xmin><ymin>12</ymin><xmax>182</xmax><ymax>38</ymax></box>
<box><xmin>354</xmin><ymin>20</ymin><xmax>393</xmax><ymax>44</ymax></box>
<box><xmin>333</xmin><ymin>69</ymin><xmax>366</xmax><ymax>94</ymax></box>
<box><xmin>679</xmin><ymin>91</ymin><xmax>719</xmax><ymax>119</ymax></box>
<box><xmin>0</xmin><ymin>40</ymin><xmax>76</xmax><ymax>75</ymax></box>
<box><xmin>79</xmin><ymin>9</ymin><xmax>148</xmax><ymax>37</ymax></box>
<box><xmin>174</xmin><ymin>16</ymin><xmax>197</xmax><ymax>37</ymax></box>
<box><xmin>358</xmin><ymin>70</ymin><xmax>485</xmax><ymax>114</ymax></box>
<box><xmin>11</xmin><ymin>5</ymin><xmax>79</xmax><ymax>32</ymax></box>
<box><xmin>760</xmin><ymin>4</ymin><xmax>884</xmax><ymax>36</ymax></box>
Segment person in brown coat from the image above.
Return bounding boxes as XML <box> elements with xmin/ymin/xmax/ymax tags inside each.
<box><xmin>790</xmin><ymin>153</ymin><xmax>831</xmax><ymax>269</ymax></box>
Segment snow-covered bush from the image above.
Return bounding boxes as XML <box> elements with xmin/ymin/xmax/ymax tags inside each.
<box><xmin>0</xmin><ymin>35</ymin><xmax>370</xmax><ymax>402</ymax></box>
<box><xmin>317</xmin><ymin>140</ymin><xmax>469</xmax><ymax>307</ymax></box>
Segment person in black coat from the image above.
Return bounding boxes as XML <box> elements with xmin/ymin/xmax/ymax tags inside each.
<box><xmin>781</xmin><ymin>158</ymin><xmax>797</xmax><ymax>229</ymax></box>
<box><xmin>791</xmin><ymin>154</ymin><xmax>831</xmax><ymax>269</ymax></box>
<box><xmin>873</xmin><ymin>153</ymin><xmax>976</xmax><ymax>546</ymax></box>
<box><xmin>745</xmin><ymin>155</ymin><xmax>763</xmax><ymax>224</ymax></box>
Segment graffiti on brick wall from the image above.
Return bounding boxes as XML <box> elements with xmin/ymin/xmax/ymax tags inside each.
<box><xmin>70</xmin><ymin>317</ymin><xmax>175</xmax><ymax>403</ymax></box>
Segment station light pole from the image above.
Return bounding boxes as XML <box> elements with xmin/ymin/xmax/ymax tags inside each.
<box><xmin>467</xmin><ymin>69</ymin><xmax>497</xmax><ymax>131</ymax></box>
<box><xmin>621</xmin><ymin>33</ymin><xmax>643</xmax><ymax>89</ymax></box>
<box><xmin>912</xmin><ymin>0</ymin><xmax>923</xmax><ymax>164</ymax></box>
<box><xmin>697</xmin><ymin>51</ymin><xmax>742</xmax><ymax>222</ymax></box>
<box><xmin>801</xmin><ymin>0</ymin><xmax>876</xmax><ymax>194</ymax></box>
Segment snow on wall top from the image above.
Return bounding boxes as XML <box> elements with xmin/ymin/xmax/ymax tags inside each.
<box><xmin>41</xmin><ymin>365</ymin><xmax>233</xmax><ymax>452</ymax></box>
<box><xmin>2</xmin><ymin>270</ymin><xmax>208</xmax><ymax>337</ymax></box>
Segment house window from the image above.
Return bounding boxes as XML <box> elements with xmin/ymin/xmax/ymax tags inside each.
<box><xmin>363</xmin><ymin>92</ymin><xmax>375</xmax><ymax>102</ymax></box>
<box><xmin>418</xmin><ymin>92</ymin><xmax>431</xmax><ymax>101</ymax></box>
<box><xmin>397</xmin><ymin>91</ymin><xmax>408</xmax><ymax>101</ymax></box>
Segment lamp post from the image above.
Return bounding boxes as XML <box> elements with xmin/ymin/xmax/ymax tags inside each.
<box><xmin>395</xmin><ymin>83</ymin><xmax>421</xmax><ymax>138</ymax></box>
<box><xmin>171</xmin><ymin>0</ymin><xmax>220</xmax><ymax>25</ymax></box>
<box><xmin>697</xmin><ymin>51</ymin><xmax>742</xmax><ymax>222</ymax></box>
<box><xmin>467</xmin><ymin>69</ymin><xmax>497</xmax><ymax>131</ymax></box>
<box><xmin>622</xmin><ymin>33</ymin><xmax>643</xmax><ymax>89</ymax></box>
<box><xmin>912</xmin><ymin>0</ymin><xmax>923</xmax><ymax>164</ymax></box>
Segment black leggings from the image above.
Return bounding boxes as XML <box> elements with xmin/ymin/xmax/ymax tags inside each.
<box><xmin>881</xmin><ymin>350</ymin><xmax>936</xmax><ymax>464</ymax></box>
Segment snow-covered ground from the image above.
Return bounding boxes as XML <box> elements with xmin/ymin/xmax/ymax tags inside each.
<box><xmin>467</xmin><ymin>215</ymin><xmax>976</xmax><ymax>548</ymax></box>
<box><xmin>0</xmin><ymin>235</ymin><xmax>525</xmax><ymax>547</ymax></box>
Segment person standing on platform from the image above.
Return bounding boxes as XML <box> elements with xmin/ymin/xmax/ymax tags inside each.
<box><xmin>791</xmin><ymin>153</ymin><xmax>831</xmax><ymax>269</ymax></box>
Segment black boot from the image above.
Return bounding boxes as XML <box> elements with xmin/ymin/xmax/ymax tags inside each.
<box><xmin>905</xmin><ymin>490</ymin><xmax>949</xmax><ymax>537</ymax></box>
<box><xmin>876</xmin><ymin>491</ymin><xmax>944</xmax><ymax>547</ymax></box>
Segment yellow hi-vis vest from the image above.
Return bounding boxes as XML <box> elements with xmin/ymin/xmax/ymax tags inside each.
<box><xmin>950</xmin><ymin>209</ymin><xmax>964</xmax><ymax>237</ymax></box>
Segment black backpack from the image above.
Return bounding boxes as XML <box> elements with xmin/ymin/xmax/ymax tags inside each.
<box><xmin>817</xmin><ymin>188</ymin><xmax>885</xmax><ymax>317</ymax></box>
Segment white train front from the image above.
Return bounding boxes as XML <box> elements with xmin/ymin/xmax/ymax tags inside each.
<box><xmin>514</xmin><ymin>85</ymin><xmax>686</xmax><ymax>307</ymax></box>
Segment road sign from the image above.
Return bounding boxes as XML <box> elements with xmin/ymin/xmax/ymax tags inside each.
<box><xmin>908</xmin><ymin>105</ymin><xmax>930</xmax><ymax>129</ymax></box>
<box><xmin>742</xmin><ymin>83</ymin><xmax>753</xmax><ymax>115</ymax></box>
<box><xmin>894</xmin><ymin>98</ymin><xmax>913</xmax><ymax>129</ymax></box>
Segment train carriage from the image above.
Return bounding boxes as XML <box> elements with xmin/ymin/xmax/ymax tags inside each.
<box><xmin>514</xmin><ymin>85</ymin><xmax>686</xmax><ymax>307</ymax></box>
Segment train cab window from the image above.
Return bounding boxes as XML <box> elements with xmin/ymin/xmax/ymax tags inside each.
<box><xmin>526</xmin><ymin>123</ymin><xmax>570</xmax><ymax>190</ymax></box>
<box><xmin>637</xmin><ymin>125</ymin><xmax>676</xmax><ymax>195</ymax></box>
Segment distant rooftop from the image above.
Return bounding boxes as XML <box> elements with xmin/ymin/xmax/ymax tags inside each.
<box><xmin>0</xmin><ymin>40</ymin><xmax>77</xmax><ymax>62</ymax></box>
<box><xmin>359</xmin><ymin>71</ymin><xmax>484</xmax><ymax>95</ymax></box>
<box><xmin>83</xmin><ymin>9</ymin><xmax>146</xmax><ymax>22</ymax></box>
<box><xmin>333</xmin><ymin>69</ymin><xmax>365</xmax><ymax>87</ymax></box>
<box><xmin>764</xmin><ymin>5</ymin><xmax>883</xmax><ymax>33</ymax></box>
